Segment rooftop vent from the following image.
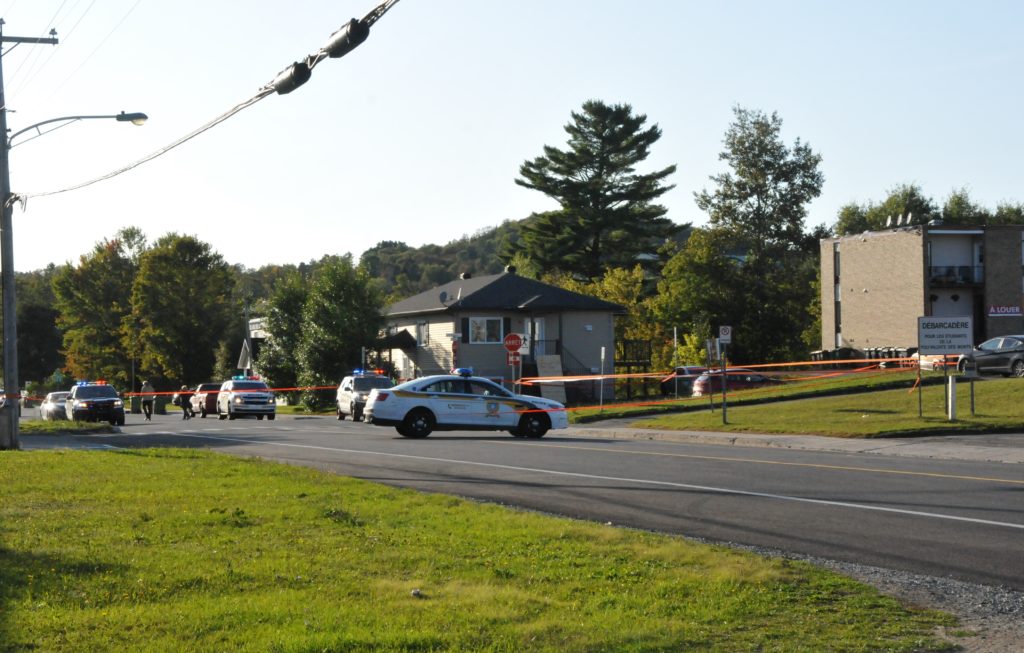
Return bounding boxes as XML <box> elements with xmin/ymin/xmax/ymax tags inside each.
<box><xmin>459</xmin><ymin>272</ymin><xmax>472</xmax><ymax>280</ymax></box>
<box><xmin>504</xmin><ymin>265</ymin><xmax>517</xmax><ymax>274</ymax></box>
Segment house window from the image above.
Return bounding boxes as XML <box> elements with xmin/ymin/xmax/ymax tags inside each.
<box><xmin>469</xmin><ymin>317</ymin><xmax>502</xmax><ymax>343</ymax></box>
<box><xmin>416</xmin><ymin>322</ymin><xmax>428</xmax><ymax>347</ymax></box>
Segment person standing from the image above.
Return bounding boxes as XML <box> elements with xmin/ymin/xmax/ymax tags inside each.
<box><xmin>140</xmin><ymin>380</ymin><xmax>155</xmax><ymax>421</ymax></box>
<box><xmin>178</xmin><ymin>385</ymin><xmax>194</xmax><ymax>420</ymax></box>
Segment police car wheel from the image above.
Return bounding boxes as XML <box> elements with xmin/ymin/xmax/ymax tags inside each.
<box><xmin>337</xmin><ymin>405</ymin><xmax>345</xmax><ymax>420</ymax></box>
<box><xmin>401</xmin><ymin>409</ymin><xmax>433</xmax><ymax>438</ymax></box>
<box><xmin>228</xmin><ymin>410</ymin><xmax>236</xmax><ymax>421</ymax></box>
<box><xmin>218</xmin><ymin>410</ymin><xmax>227</xmax><ymax>420</ymax></box>
<box><xmin>267</xmin><ymin>414</ymin><xmax>276</xmax><ymax>421</ymax></box>
<box><xmin>352</xmin><ymin>404</ymin><xmax>362</xmax><ymax>422</ymax></box>
<box><xmin>517</xmin><ymin>414</ymin><xmax>550</xmax><ymax>438</ymax></box>
<box><xmin>257</xmin><ymin>415</ymin><xmax>264</xmax><ymax>420</ymax></box>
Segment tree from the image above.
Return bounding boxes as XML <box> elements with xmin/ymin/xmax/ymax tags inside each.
<box><xmin>515</xmin><ymin>100</ymin><xmax>680</xmax><ymax>279</ymax></box>
<box><xmin>295</xmin><ymin>256</ymin><xmax>383</xmax><ymax>409</ymax></box>
<box><xmin>992</xmin><ymin>202</ymin><xmax>1024</xmax><ymax>225</ymax></box>
<box><xmin>8</xmin><ymin>266</ymin><xmax>63</xmax><ymax>386</ymax></box>
<box><xmin>941</xmin><ymin>188</ymin><xmax>991</xmax><ymax>226</ymax></box>
<box><xmin>696</xmin><ymin>107</ymin><xmax>823</xmax><ymax>259</ymax></box>
<box><xmin>833</xmin><ymin>202</ymin><xmax>870</xmax><ymax>236</ymax></box>
<box><xmin>256</xmin><ymin>270</ymin><xmax>309</xmax><ymax>396</ymax></box>
<box><xmin>866</xmin><ymin>184</ymin><xmax>938</xmax><ymax>227</ymax></box>
<box><xmin>665</xmin><ymin>107</ymin><xmax>824</xmax><ymax>363</ymax></box>
<box><xmin>52</xmin><ymin>232</ymin><xmax>139</xmax><ymax>385</ymax></box>
<box><xmin>129</xmin><ymin>234</ymin><xmax>235</xmax><ymax>386</ymax></box>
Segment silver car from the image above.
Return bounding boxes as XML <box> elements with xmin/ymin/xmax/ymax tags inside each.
<box><xmin>39</xmin><ymin>391</ymin><xmax>70</xmax><ymax>421</ymax></box>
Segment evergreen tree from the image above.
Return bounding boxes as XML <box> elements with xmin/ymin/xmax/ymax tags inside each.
<box><xmin>516</xmin><ymin>100</ymin><xmax>680</xmax><ymax>279</ymax></box>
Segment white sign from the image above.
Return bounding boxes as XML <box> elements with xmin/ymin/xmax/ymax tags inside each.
<box><xmin>917</xmin><ymin>316</ymin><xmax>973</xmax><ymax>355</ymax></box>
<box><xmin>718</xmin><ymin>325</ymin><xmax>732</xmax><ymax>344</ymax></box>
<box><xmin>988</xmin><ymin>305</ymin><xmax>1023</xmax><ymax>317</ymax></box>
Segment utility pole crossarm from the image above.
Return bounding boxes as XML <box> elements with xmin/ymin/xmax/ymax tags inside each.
<box><xmin>1</xmin><ymin>36</ymin><xmax>58</xmax><ymax>45</ymax></box>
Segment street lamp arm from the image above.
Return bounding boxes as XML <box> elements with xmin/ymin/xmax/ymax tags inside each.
<box><xmin>8</xmin><ymin>111</ymin><xmax>148</xmax><ymax>147</ymax></box>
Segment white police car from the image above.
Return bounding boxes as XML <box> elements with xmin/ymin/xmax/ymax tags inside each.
<box><xmin>363</xmin><ymin>368</ymin><xmax>568</xmax><ymax>438</ymax></box>
<box><xmin>336</xmin><ymin>369</ymin><xmax>392</xmax><ymax>421</ymax></box>
<box><xmin>216</xmin><ymin>376</ymin><xmax>276</xmax><ymax>420</ymax></box>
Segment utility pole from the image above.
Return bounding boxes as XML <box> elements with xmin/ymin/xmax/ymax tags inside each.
<box><xmin>0</xmin><ymin>23</ymin><xmax>58</xmax><ymax>450</ymax></box>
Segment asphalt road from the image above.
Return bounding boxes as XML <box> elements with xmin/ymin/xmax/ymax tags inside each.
<box><xmin>41</xmin><ymin>412</ymin><xmax>1024</xmax><ymax>590</ymax></box>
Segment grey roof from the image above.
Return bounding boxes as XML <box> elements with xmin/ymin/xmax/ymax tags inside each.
<box><xmin>385</xmin><ymin>272</ymin><xmax>626</xmax><ymax>317</ymax></box>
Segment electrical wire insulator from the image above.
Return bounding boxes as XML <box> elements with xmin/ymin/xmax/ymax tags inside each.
<box><xmin>323</xmin><ymin>18</ymin><xmax>370</xmax><ymax>58</ymax></box>
<box><xmin>271</xmin><ymin>61</ymin><xmax>312</xmax><ymax>95</ymax></box>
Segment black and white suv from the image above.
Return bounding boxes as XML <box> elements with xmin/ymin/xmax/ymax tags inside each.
<box><xmin>65</xmin><ymin>382</ymin><xmax>126</xmax><ymax>425</ymax></box>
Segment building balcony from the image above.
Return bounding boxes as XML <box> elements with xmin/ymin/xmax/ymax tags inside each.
<box><xmin>928</xmin><ymin>265</ymin><xmax>983</xmax><ymax>286</ymax></box>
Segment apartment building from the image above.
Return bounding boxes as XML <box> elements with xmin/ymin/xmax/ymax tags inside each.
<box><xmin>820</xmin><ymin>223</ymin><xmax>1024</xmax><ymax>353</ymax></box>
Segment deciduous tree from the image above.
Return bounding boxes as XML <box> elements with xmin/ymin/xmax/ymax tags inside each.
<box><xmin>52</xmin><ymin>232</ymin><xmax>139</xmax><ymax>385</ymax></box>
<box><xmin>295</xmin><ymin>256</ymin><xmax>383</xmax><ymax>409</ymax></box>
<box><xmin>129</xmin><ymin>234</ymin><xmax>235</xmax><ymax>386</ymax></box>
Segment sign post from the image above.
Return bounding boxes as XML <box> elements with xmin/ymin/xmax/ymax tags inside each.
<box><xmin>504</xmin><ymin>333</ymin><xmax>523</xmax><ymax>386</ymax></box>
<box><xmin>917</xmin><ymin>316</ymin><xmax>973</xmax><ymax>421</ymax></box>
<box><xmin>719</xmin><ymin>326</ymin><xmax>732</xmax><ymax>424</ymax></box>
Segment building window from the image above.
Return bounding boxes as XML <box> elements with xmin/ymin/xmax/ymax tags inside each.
<box><xmin>469</xmin><ymin>317</ymin><xmax>502</xmax><ymax>343</ymax></box>
<box><xmin>416</xmin><ymin>322</ymin><xmax>428</xmax><ymax>347</ymax></box>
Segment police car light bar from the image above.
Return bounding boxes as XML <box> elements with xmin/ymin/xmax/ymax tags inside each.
<box><xmin>451</xmin><ymin>367</ymin><xmax>474</xmax><ymax>377</ymax></box>
<box><xmin>232</xmin><ymin>375</ymin><xmax>262</xmax><ymax>381</ymax></box>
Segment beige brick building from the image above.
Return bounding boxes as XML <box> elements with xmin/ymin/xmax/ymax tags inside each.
<box><xmin>821</xmin><ymin>224</ymin><xmax>1024</xmax><ymax>353</ymax></box>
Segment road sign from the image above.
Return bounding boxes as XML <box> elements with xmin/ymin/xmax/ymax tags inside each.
<box><xmin>506</xmin><ymin>351</ymin><xmax>521</xmax><ymax>366</ymax></box>
<box><xmin>718</xmin><ymin>325</ymin><xmax>732</xmax><ymax>344</ymax></box>
<box><xmin>503</xmin><ymin>333</ymin><xmax>523</xmax><ymax>352</ymax></box>
<box><xmin>917</xmin><ymin>316</ymin><xmax>973</xmax><ymax>355</ymax></box>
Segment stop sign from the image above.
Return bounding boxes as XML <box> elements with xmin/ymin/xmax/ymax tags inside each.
<box><xmin>503</xmin><ymin>333</ymin><xmax>523</xmax><ymax>352</ymax></box>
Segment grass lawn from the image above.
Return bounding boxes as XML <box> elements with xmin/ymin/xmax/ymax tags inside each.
<box><xmin>569</xmin><ymin>368</ymin><xmax>942</xmax><ymax>423</ymax></box>
<box><xmin>0</xmin><ymin>449</ymin><xmax>954</xmax><ymax>652</ymax></box>
<box><xmin>631</xmin><ymin>376</ymin><xmax>1024</xmax><ymax>437</ymax></box>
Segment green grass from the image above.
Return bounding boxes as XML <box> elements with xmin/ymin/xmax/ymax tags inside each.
<box><xmin>570</xmin><ymin>368</ymin><xmax>938</xmax><ymax>423</ymax></box>
<box><xmin>0</xmin><ymin>449</ymin><xmax>954</xmax><ymax>652</ymax></box>
<box><xmin>632</xmin><ymin>376</ymin><xmax>1024</xmax><ymax>437</ymax></box>
<box><xmin>19</xmin><ymin>420</ymin><xmax>115</xmax><ymax>435</ymax></box>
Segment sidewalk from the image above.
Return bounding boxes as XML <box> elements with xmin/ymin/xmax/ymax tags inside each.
<box><xmin>565</xmin><ymin>425</ymin><xmax>1024</xmax><ymax>464</ymax></box>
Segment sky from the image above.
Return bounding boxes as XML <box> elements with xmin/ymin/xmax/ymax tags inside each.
<box><xmin>1</xmin><ymin>0</ymin><xmax>1022</xmax><ymax>272</ymax></box>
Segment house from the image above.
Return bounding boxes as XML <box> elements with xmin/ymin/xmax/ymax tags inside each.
<box><xmin>380</xmin><ymin>267</ymin><xmax>625</xmax><ymax>401</ymax></box>
<box><xmin>820</xmin><ymin>223</ymin><xmax>1024</xmax><ymax>353</ymax></box>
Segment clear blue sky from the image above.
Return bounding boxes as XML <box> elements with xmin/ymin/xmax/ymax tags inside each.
<box><xmin>2</xmin><ymin>0</ymin><xmax>1021</xmax><ymax>272</ymax></box>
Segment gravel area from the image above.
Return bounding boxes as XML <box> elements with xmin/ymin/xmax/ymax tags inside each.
<box><xmin>729</xmin><ymin>541</ymin><xmax>1024</xmax><ymax>652</ymax></box>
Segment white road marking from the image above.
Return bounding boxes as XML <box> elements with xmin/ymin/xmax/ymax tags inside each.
<box><xmin>149</xmin><ymin>432</ymin><xmax>1024</xmax><ymax>532</ymax></box>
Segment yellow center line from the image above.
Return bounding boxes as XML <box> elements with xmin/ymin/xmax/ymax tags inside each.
<box><xmin>491</xmin><ymin>441</ymin><xmax>1024</xmax><ymax>486</ymax></box>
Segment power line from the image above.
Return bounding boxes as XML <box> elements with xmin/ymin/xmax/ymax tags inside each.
<box><xmin>14</xmin><ymin>0</ymin><xmax>403</xmax><ymax>203</ymax></box>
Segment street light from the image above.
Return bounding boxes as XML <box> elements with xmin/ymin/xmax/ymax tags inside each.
<box><xmin>0</xmin><ymin>109</ymin><xmax>148</xmax><ymax>449</ymax></box>
<box><xmin>8</xmin><ymin>112</ymin><xmax>148</xmax><ymax>147</ymax></box>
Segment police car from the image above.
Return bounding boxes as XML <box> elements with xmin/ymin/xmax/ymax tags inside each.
<box><xmin>65</xmin><ymin>381</ymin><xmax>126</xmax><ymax>425</ymax></box>
<box><xmin>364</xmin><ymin>368</ymin><xmax>568</xmax><ymax>438</ymax></box>
<box><xmin>336</xmin><ymin>369</ymin><xmax>392</xmax><ymax>421</ymax></box>
<box><xmin>216</xmin><ymin>376</ymin><xmax>276</xmax><ymax>420</ymax></box>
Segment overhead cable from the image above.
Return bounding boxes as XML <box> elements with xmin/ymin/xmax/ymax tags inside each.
<box><xmin>15</xmin><ymin>0</ymin><xmax>402</xmax><ymax>203</ymax></box>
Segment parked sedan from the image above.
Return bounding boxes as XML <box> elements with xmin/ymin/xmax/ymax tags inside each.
<box><xmin>39</xmin><ymin>391</ymin><xmax>70</xmax><ymax>421</ymax></box>
<box><xmin>190</xmin><ymin>382</ymin><xmax>222</xmax><ymax>418</ymax></box>
<box><xmin>957</xmin><ymin>335</ymin><xmax>1024</xmax><ymax>377</ymax></box>
<box><xmin>691</xmin><ymin>369</ymin><xmax>784</xmax><ymax>396</ymax></box>
<box><xmin>660</xmin><ymin>366</ymin><xmax>709</xmax><ymax>396</ymax></box>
